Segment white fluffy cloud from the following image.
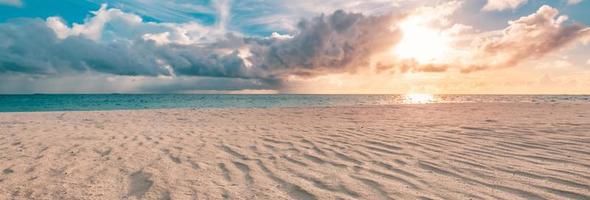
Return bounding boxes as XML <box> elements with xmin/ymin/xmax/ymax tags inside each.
<box><xmin>46</xmin><ymin>5</ymin><xmax>143</xmax><ymax>41</ymax></box>
<box><xmin>482</xmin><ymin>0</ymin><xmax>528</xmax><ymax>11</ymax></box>
<box><xmin>464</xmin><ymin>5</ymin><xmax>590</xmax><ymax>72</ymax></box>
<box><xmin>46</xmin><ymin>5</ymin><xmax>221</xmax><ymax>45</ymax></box>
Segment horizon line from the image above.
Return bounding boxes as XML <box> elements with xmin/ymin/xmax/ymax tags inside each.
<box><xmin>1</xmin><ymin>93</ymin><xmax>589</xmax><ymax>96</ymax></box>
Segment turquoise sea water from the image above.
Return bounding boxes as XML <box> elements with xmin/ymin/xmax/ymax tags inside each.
<box><xmin>0</xmin><ymin>94</ymin><xmax>589</xmax><ymax>112</ymax></box>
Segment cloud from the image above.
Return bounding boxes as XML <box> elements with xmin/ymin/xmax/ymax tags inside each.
<box><xmin>213</xmin><ymin>0</ymin><xmax>230</xmax><ymax>31</ymax></box>
<box><xmin>482</xmin><ymin>0</ymin><xmax>527</xmax><ymax>11</ymax></box>
<box><xmin>82</xmin><ymin>0</ymin><xmax>410</xmax><ymax>35</ymax></box>
<box><xmin>46</xmin><ymin>5</ymin><xmax>144</xmax><ymax>41</ymax></box>
<box><xmin>232</xmin><ymin>0</ymin><xmax>410</xmax><ymax>33</ymax></box>
<box><xmin>0</xmin><ymin>0</ymin><xmax>21</xmax><ymax>7</ymax></box>
<box><xmin>85</xmin><ymin>0</ymin><xmax>217</xmax><ymax>23</ymax></box>
<box><xmin>0</xmin><ymin>7</ymin><xmax>241</xmax><ymax>77</ymax></box>
<box><xmin>1</xmin><ymin>3</ymin><xmax>588</xmax><ymax>93</ymax></box>
<box><xmin>567</xmin><ymin>0</ymin><xmax>583</xmax><ymax>5</ymax></box>
<box><xmin>0</xmin><ymin>5</ymin><xmax>402</xmax><ymax>88</ymax></box>
<box><xmin>269</xmin><ymin>32</ymin><xmax>294</xmax><ymax>40</ymax></box>
<box><xmin>246</xmin><ymin>10</ymin><xmax>402</xmax><ymax>78</ymax></box>
<box><xmin>462</xmin><ymin>5</ymin><xmax>590</xmax><ymax>72</ymax></box>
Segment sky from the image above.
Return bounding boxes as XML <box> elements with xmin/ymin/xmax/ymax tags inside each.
<box><xmin>0</xmin><ymin>0</ymin><xmax>589</xmax><ymax>94</ymax></box>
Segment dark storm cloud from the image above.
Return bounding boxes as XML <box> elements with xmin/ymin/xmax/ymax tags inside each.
<box><xmin>247</xmin><ymin>10</ymin><xmax>401</xmax><ymax>78</ymax></box>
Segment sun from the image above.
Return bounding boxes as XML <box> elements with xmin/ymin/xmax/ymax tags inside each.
<box><xmin>394</xmin><ymin>17</ymin><xmax>450</xmax><ymax>64</ymax></box>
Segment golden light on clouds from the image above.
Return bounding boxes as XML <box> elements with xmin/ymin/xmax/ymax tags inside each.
<box><xmin>1</xmin><ymin>1</ymin><xmax>589</xmax><ymax>94</ymax></box>
<box><xmin>394</xmin><ymin>12</ymin><xmax>451</xmax><ymax>64</ymax></box>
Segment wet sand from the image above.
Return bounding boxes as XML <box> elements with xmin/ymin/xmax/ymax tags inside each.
<box><xmin>1</xmin><ymin>103</ymin><xmax>589</xmax><ymax>199</ymax></box>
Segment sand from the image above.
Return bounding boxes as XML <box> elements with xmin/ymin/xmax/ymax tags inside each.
<box><xmin>1</xmin><ymin>103</ymin><xmax>589</xmax><ymax>200</ymax></box>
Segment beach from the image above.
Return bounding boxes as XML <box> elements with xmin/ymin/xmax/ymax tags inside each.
<box><xmin>1</xmin><ymin>103</ymin><xmax>589</xmax><ymax>200</ymax></box>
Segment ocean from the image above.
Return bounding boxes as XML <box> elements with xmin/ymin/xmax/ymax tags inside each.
<box><xmin>0</xmin><ymin>94</ymin><xmax>589</xmax><ymax>112</ymax></box>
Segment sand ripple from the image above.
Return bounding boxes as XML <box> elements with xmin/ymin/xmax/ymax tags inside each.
<box><xmin>1</xmin><ymin>103</ymin><xmax>589</xmax><ymax>199</ymax></box>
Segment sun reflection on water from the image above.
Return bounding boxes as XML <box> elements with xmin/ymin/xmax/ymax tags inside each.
<box><xmin>403</xmin><ymin>93</ymin><xmax>436</xmax><ymax>104</ymax></box>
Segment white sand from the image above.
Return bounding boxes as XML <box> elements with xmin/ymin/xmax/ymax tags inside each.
<box><xmin>1</xmin><ymin>103</ymin><xmax>589</xmax><ymax>200</ymax></box>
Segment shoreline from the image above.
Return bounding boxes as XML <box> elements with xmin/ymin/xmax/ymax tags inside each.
<box><xmin>2</xmin><ymin>101</ymin><xmax>590</xmax><ymax>114</ymax></box>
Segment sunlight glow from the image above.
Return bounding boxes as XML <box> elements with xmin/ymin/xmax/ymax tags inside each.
<box><xmin>403</xmin><ymin>93</ymin><xmax>435</xmax><ymax>104</ymax></box>
<box><xmin>394</xmin><ymin>17</ymin><xmax>450</xmax><ymax>64</ymax></box>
